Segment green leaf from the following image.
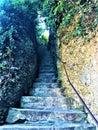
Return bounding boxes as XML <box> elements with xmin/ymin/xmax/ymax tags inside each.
<box><xmin>77</xmin><ymin>30</ymin><xmax>81</xmax><ymax>35</ymax></box>
<box><xmin>0</xmin><ymin>63</ymin><xmax>6</xmax><ymax>69</ymax></box>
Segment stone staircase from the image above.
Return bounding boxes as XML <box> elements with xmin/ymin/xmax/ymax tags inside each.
<box><xmin>0</xmin><ymin>45</ymin><xmax>96</xmax><ymax>129</ymax></box>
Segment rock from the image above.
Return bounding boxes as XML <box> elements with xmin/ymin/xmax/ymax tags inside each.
<box><xmin>6</xmin><ymin>108</ymin><xmax>27</xmax><ymax>124</ymax></box>
<box><xmin>0</xmin><ymin>2</ymin><xmax>38</xmax><ymax>124</ymax></box>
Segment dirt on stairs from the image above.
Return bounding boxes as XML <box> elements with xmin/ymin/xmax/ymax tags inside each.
<box><xmin>0</xmin><ymin>45</ymin><xmax>96</xmax><ymax>130</ymax></box>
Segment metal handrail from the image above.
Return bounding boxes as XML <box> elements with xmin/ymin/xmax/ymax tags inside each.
<box><xmin>51</xmin><ymin>50</ymin><xmax>98</xmax><ymax>126</ymax></box>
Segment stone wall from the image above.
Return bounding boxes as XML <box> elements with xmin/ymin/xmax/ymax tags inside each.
<box><xmin>57</xmin><ymin>11</ymin><xmax>98</xmax><ymax>124</ymax></box>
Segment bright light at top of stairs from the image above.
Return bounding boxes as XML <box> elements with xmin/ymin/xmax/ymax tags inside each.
<box><xmin>43</xmin><ymin>30</ymin><xmax>49</xmax><ymax>37</ymax></box>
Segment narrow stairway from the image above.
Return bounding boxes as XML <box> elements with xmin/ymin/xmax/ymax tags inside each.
<box><xmin>0</xmin><ymin>45</ymin><xmax>96</xmax><ymax>129</ymax></box>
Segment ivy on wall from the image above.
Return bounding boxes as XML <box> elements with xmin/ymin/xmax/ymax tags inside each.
<box><xmin>42</xmin><ymin>0</ymin><xmax>98</xmax><ymax>43</ymax></box>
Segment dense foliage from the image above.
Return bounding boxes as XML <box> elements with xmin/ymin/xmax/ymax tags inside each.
<box><xmin>42</xmin><ymin>0</ymin><xmax>98</xmax><ymax>37</ymax></box>
<box><xmin>0</xmin><ymin>0</ymin><xmax>39</xmax><ymax>123</ymax></box>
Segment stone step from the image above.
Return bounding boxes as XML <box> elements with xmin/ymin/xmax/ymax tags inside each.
<box><xmin>6</xmin><ymin>108</ymin><xmax>87</xmax><ymax>124</ymax></box>
<box><xmin>33</xmin><ymin>82</ymin><xmax>60</xmax><ymax>88</ymax></box>
<box><xmin>38</xmin><ymin>52</ymin><xmax>51</xmax><ymax>55</ymax></box>
<box><xmin>38</xmin><ymin>73</ymin><xmax>56</xmax><ymax>77</ymax></box>
<box><xmin>38</xmin><ymin>72</ymin><xmax>56</xmax><ymax>75</ymax></box>
<box><xmin>35</xmin><ymin>77</ymin><xmax>57</xmax><ymax>82</ymax></box>
<box><xmin>39</xmin><ymin>66</ymin><xmax>55</xmax><ymax>69</ymax></box>
<box><xmin>21</xmin><ymin>96</ymin><xmax>71</xmax><ymax>109</ymax></box>
<box><xmin>36</xmin><ymin>76</ymin><xmax>57</xmax><ymax>81</ymax></box>
<box><xmin>40</xmin><ymin>62</ymin><xmax>54</xmax><ymax>66</ymax></box>
<box><xmin>39</xmin><ymin>57</ymin><xmax>53</xmax><ymax>61</ymax></box>
<box><xmin>39</xmin><ymin>67</ymin><xmax>55</xmax><ymax>71</ymax></box>
<box><xmin>29</xmin><ymin>87</ymin><xmax>62</xmax><ymax>97</ymax></box>
<box><xmin>40</xmin><ymin>60</ymin><xmax>53</xmax><ymax>63</ymax></box>
<box><xmin>40</xmin><ymin>59</ymin><xmax>53</xmax><ymax>62</ymax></box>
<box><xmin>39</xmin><ymin>55</ymin><xmax>53</xmax><ymax>58</ymax></box>
<box><xmin>39</xmin><ymin>58</ymin><xmax>52</xmax><ymax>61</ymax></box>
<box><xmin>40</xmin><ymin>61</ymin><xmax>53</xmax><ymax>64</ymax></box>
<box><xmin>38</xmin><ymin>69</ymin><xmax>56</xmax><ymax>73</ymax></box>
<box><xmin>40</xmin><ymin>64</ymin><xmax>54</xmax><ymax>67</ymax></box>
<box><xmin>0</xmin><ymin>123</ymin><xmax>96</xmax><ymax>130</ymax></box>
<box><xmin>39</xmin><ymin>65</ymin><xmax>55</xmax><ymax>69</ymax></box>
<box><xmin>37</xmin><ymin>74</ymin><xmax>56</xmax><ymax>79</ymax></box>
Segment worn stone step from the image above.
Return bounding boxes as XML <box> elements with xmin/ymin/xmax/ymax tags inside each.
<box><xmin>38</xmin><ymin>72</ymin><xmax>57</xmax><ymax>76</ymax></box>
<box><xmin>39</xmin><ymin>67</ymin><xmax>55</xmax><ymax>71</ymax></box>
<box><xmin>33</xmin><ymin>82</ymin><xmax>60</xmax><ymax>88</ymax></box>
<box><xmin>0</xmin><ymin>123</ymin><xmax>96</xmax><ymax>130</ymax></box>
<box><xmin>29</xmin><ymin>87</ymin><xmax>62</xmax><ymax>97</ymax></box>
<box><xmin>39</xmin><ymin>69</ymin><xmax>56</xmax><ymax>73</ymax></box>
<box><xmin>35</xmin><ymin>77</ymin><xmax>57</xmax><ymax>82</ymax></box>
<box><xmin>39</xmin><ymin>65</ymin><xmax>55</xmax><ymax>69</ymax></box>
<box><xmin>35</xmin><ymin>76</ymin><xmax>56</xmax><ymax>79</ymax></box>
<box><xmin>6</xmin><ymin>108</ymin><xmax>87</xmax><ymax>124</ymax></box>
<box><xmin>35</xmin><ymin>79</ymin><xmax>57</xmax><ymax>83</ymax></box>
<box><xmin>21</xmin><ymin>96</ymin><xmax>71</xmax><ymax>109</ymax></box>
<box><xmin>39</xmin><ymin>57</ymin><xmax>53</xmax><ymax>61</ymax></box>
<box><xmin>37</xmin><ymin>74</ymin><xmax>56</xmax><ymax>79</ymax></box>
<box><xmin>39</xmin><ymin>66</ymin><xmax>55</xmax><ymax>69</ymax></box>
<box><xmin>40</xmin><ymin>64</ymin><xmax>54</xmax><ymax>67</ymax></box>
<box><xmin>38</xmin><ymin>52</ymin><xmax>51</xmax><ymax>55</ymax></box>
<box><xmin>40</xmin><ymin>56</ymin><xmax>53</xmax><ymax>58</ymax></box>
<box><xmin>40</xmin><ymin>62</ymin><xmax>54</xmax><ymax>66</ymax></box>
<box><xmin>38</xmin><ymin>72</ymin><xmax>56</xmax><ymax>76</ymax></box>
<box><xmin>38</xmin><ymin>73</ymin><xmax>56</xmax><ymax>78</ymax></box>
<box><xmin>40</xmin><ymin>61</ymin><xmax>53</xmax><ymax>64</ymax></box>
<box><xmin>40</xmin><ymin>59</ymin><xmax>53</xmax><ymax>62</ymax></box>
<box><xmin>39</xmin><ymin>57</ymin><xmax>52</xmax><ymax>60</ymax></box>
